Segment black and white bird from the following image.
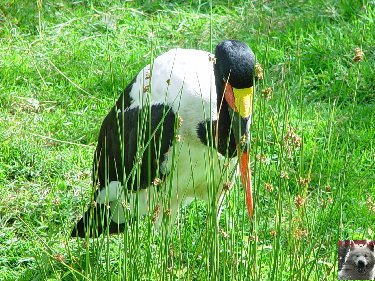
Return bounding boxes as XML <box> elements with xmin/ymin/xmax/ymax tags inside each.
<box><xmin>72</xmin><ymin>40</ymin><xmax>256</xmax><ymax>238</ymax></box>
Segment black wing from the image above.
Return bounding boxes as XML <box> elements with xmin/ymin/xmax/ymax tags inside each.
<box><xmin>72</xmin><ymin>104</ymin><xmax>176</xmax><ymax>237</ymax></box>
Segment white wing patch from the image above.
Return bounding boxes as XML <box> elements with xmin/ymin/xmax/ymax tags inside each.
<box><xmin>97</xmin><ymin>181</ymin><xmax>156</xmax><ymax>224</ymax></box>
<box><xmin>97</xmin><ymin>181</ymin><xmax>122</xmax><ymax>204</ymax></box>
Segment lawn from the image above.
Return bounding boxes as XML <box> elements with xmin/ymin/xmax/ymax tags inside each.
<box><xmin>0</xmin><ymin>0</ymin><xmax>374</xmax><ymax>280</ymax></box>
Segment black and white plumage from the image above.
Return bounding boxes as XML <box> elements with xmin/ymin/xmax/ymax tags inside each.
<box><xmin>72</xmin><ymin>40</ymin><xmax>256</xmax><ymax>238</ymax></box>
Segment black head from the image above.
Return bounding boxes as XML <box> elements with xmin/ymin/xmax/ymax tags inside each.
<box><xmin>214</xmin><ymin>40</ymin><xmax>255</xmax><ymax>89</ymax></box>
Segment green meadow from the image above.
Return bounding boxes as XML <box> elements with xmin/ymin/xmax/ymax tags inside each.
<box><xmin>0</xmin><ymin>0</ymin><xmax>374</xmax><ymax>280</ymax></box>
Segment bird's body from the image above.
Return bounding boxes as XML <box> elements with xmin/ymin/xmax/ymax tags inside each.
<box><xmin>131</xmin><ymin>48</ymin><xmax>216</xmax><ymax>117</ymax></box>
<box><xmin>72</xmin><ymin>41</ymin><xmax>255</xmax><ymax>238</ymax></box>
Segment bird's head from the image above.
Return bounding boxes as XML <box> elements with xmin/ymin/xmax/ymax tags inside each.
<box><xmin>214</xmin><ymin>40</ymin><xmax>256</xmax><ymax>219</ymax></box>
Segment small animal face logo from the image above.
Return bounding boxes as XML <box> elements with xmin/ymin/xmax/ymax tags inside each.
<box><xmin>347</xmin><ymin>247</ymin><xmax>374</xmax><ymax>274</ymax></box>
<box><xmin>338</xmin><ymin>240</ymin><xmax>375</xmax><ymax>280</ymax></box>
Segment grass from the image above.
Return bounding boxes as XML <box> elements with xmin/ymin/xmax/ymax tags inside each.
<box><xmin>0</xmin><ymin>0</ymin><xmax>374</xmax><ymax>280</ymax></box>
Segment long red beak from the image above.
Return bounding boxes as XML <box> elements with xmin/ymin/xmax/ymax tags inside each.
<box><xmin>238</xmin><ymin>150</ymin><xmax>253</xmax><ymax>218</ymax></box>
<box><xmin>224</xmin><ymin>83</ymin><xmax>254</xmax><ymax>219</ymax></box>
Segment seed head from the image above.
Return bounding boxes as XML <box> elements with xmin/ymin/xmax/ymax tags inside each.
<box><xmin>255</xmin><ymin>63</ymin><xmax>263</xmax><ymax>80</ymax></box>
<box><xmin>152</xmin><ymin>205</ymin><xmax>160</xmax><ymax>224</ymax></box>
<box><xmin>295</xmin><ymin>195</ymin><xmax>305</xmax><ymax>208</ymax></box>
<box><xmin>256</xmin><ymin>154</ymin><xmax>269</xmax><ymax>164</ymax></box>
<box><xmin>280</xmin><ymin>170</ymin><xmax>289</xmax><ymax>179</ymax></box>
<box><xmin>137</xmin><ymin>155</ymin><xmax>142</xmax><ymax>164</ymax></box>
<box><xmin>265</xmin><ymin>182</ymin><xmax>274</xmax><ymax>192</ymax></box>
<box><xmin>283</xmin><ymin>127</ymin><xmax>301</xmax><ymax>158</ymax></box>
<box><xmin>220</xmin><ymin>228</ymin><xmax>229</xmax><ymax>239</ymax></box>
<box><xmin>121</xmin><ymin>200</ymin><xmax>130</xmax><ymax>210</ymax></box>
<box><xmin>248</xmin><ymin>235</ymin><xmax>256</xmax><ymax>241</ymax></box>
<box><xmin>294</xmin><ymin>228</ymin><xmax>308</xmax><ymax>240</ymax></box>
<box><xmin>284</xmin><ymin>127</ymin><xmax>302</xmax><ymax>148</ymax></box>
<box><xmin>145</xmin><ymin>71</ymin><xmax>151</xmax><ymax>80</ymax></box>
<box><xmin>325</xmin><ymin>185</ymin><xmax>332</xmax><ymax>192</ymax></box>
<box><xmin>143</xmin><ymin>85</ymin><xmax>150</xmax><ymax>93</ymax></box>
<box><xmin>164</xmin><ymin>208</ymin><xmax>171</xmax><ymax>216</ymax></box>
<box><xmin>261</xmin><ymin>87</ymin><xmax>273</xmax><ymax>99</ymax></box>
<box><xmin>177</xmin><ymin>115</ymin><xmax>183</xmax><ymax>127</ymax></box>
<box><xmin>240</xmin><ymin>134</ymin><xmax>249</xmax><ymax>147</ymax></box>
<box><xmin>270</xmin><ymin>229</ymin><xmax>277</xmax><ymax>237</ymax></box>
<box><xmin>152</xmin><ymin>177</ymin><xmax>162</xmax><ymax>186</ymax></box>
<box><xmin>298</xmin><ymin>177</ymin><xmax>311</xmax><ymax>186</ymax></box>
<box><xmin>223</xmin><ymin>181</ymin><xmax>231</xmax><ymax>191</ymax></box>
<box><xmin>353</xmin><ymin>47</ymin><xmax>364</xmax><ymax>62</ymax></box>
<box><xmin>52</xmin><ymin>198</ymin><xmax>60</xmax><ymax>206</ymax></box>
<box><xmin>54</xmin><ymin>254</ymin><xmax>66</xmax><ymax>263</ymax></box>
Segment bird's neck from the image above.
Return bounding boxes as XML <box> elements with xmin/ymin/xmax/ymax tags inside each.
<box><xmin>196</xmin><ymin>76</ymin><xmax>236</xmax><ymax>157</ymax></box>
<box><xmin>215</xmin><ymin>66</ymin><xmax>237</xmax><ymax>157</ymax></box>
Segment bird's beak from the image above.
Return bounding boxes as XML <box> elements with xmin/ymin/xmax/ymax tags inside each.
<box><xmin>226</xmin><ymin>85</ymin><xmax>254</xmax><ymax>219</ymax></box>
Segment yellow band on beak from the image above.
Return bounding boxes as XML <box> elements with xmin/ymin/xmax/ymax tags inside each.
<box><xmin>233</xmin><ymin>86</ymin><xmax>253</xmax><ymax>118</ymax></box>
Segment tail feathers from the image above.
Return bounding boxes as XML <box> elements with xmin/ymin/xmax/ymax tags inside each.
<box><xmin>71</xmin><ymin>204</ymin><xmax>125</xmax><ymax>238</ymax></box>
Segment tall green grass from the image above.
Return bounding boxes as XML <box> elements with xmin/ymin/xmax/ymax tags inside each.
<box><xmin>0</xmin><ymin>0</ymin><xmax>374</xmax><ymax>280</ymax></box>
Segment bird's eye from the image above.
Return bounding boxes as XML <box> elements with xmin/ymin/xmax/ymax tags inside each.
<box><xmin>356</xmin><ymin>255</ymin><xmax>359</xmax><ymax>257</ymax></box>
<box><xmin>365</xmin><ymin>254</ymin><xmax>368</xmax><ymax>257</ymax></box>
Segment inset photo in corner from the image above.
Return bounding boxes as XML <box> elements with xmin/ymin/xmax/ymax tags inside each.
<box><xmin>338</xmin><ymin>240</ymin><xmax>375</xmax><ymax>280</ymax></box>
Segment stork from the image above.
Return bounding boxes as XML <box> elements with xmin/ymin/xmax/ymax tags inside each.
<box><xmin>72</xmin><ymin>40</ymin><xmax>255</xmax><ymax>238</ymax></box>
